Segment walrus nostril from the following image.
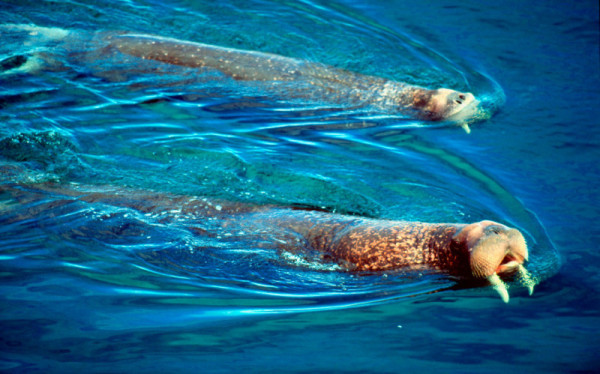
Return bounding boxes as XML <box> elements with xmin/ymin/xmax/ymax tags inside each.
<box><xmin>487</xmin><ymin>225</ymin><xmax>503</xmax><ymax>235</ymax></box>
<box><xmin>455</xmin><ymin>99</ymin><xmax>463</xmax><ymax>104</ymax></box>
<box><xmin>459</xmin><ymin>94</ymin><xmax>466</xmax><ymax>100</ymax></box>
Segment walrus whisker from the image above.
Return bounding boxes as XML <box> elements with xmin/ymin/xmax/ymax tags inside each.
<box><xmin>487</xmin><ymin>273</ymin><xmax>510</xmax><ymax>303</ymax></box>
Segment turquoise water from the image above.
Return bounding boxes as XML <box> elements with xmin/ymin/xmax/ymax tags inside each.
<box><xmin>0</xmin><ymin>0</ymin><xmax>598</xmax><ymax>372</ymax></box>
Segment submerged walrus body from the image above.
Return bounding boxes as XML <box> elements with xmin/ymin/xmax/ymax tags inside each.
<box><xmin>1</xmin><ymin>182</ymin><xmax>534</xmax><ymax>302</ymax></box>
<box><xmin>2</xmin><ymin>25</ymin><xmax>481</xmax><ymax>125</ymax></box>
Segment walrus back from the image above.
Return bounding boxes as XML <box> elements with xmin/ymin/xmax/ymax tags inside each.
<box><xmin>107</xmin><ymin>34</ymin><xmax>308</xmax><ymax>81</ymax></box>
<box><xmin>106</xmin><ymin>34</ymin><xmax>382</xmax><ymax>91</ymax></box>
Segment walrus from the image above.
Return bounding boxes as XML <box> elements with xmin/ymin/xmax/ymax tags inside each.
<box><xmin>1</xmin><ymin>25</ymin><xmax>481</xmax><ymax>130</ymax></box>
<box><xmin>1</xmin><ymin>181</ymin><xmax>534</xmax><ymax>302</ymax></box>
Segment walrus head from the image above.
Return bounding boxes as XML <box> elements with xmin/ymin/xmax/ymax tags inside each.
<box><xmin>453</xmin><ymin>220</ymin><xmax>533</xmax><ymax>302</ymax></box>
<box><xmin>412</xmin><ymin>88</ymin><xmax>479</xmax><ymax>122</ymax></box>
<box><xmin>453</xmin><ymin>220</ymin><xmax>528</xmax><ymax>278</ymax></box>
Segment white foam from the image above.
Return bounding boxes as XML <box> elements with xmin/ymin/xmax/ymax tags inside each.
<box><xmin>281</xmin><ymin>251</ymin><xmax>342</xmax><ymax>271</ymax></box>
<box><xmin>3</xmin><ymin>24</ymin><xmax>70</xmax><ymax>42</ymax></box>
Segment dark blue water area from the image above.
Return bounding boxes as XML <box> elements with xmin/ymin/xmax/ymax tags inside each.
<box><xmin>0</xmin><ymin>0</ymin><xmax>598</xmax><ymax>372</ymax></box>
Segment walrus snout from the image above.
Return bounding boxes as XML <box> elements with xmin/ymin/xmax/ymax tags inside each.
<box><xmin>453</xmin><ymin>220</ymin><xmax>534</xmax><ymax>302</ymax></box>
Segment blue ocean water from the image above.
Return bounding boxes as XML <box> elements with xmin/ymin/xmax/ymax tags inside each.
<box><xmin>0</xmin><ymin>0</ymin><xmax>598</xmax><ymax>372</ymax></box>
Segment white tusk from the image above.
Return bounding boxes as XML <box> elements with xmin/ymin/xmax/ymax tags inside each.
<box><xmin>460</xmin><ymin>122</ymin><xmax>471</xmax><ymax>134</ymax></box>
<box><xmin>517</xmin><ymin>264</ymin><xmax>535</xmax><ymax>296</ymax></box>
<box><xmin>488</xmin><ymin>273</ymin><xmax>509</xmax><ymax>303</ymax></box>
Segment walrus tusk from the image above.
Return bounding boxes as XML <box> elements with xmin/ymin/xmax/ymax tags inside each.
<box><xmin>487</xmin><ymin>266</ymin><xmax>534</xmax><ymax>303</ymax></box>
<box><xmin>517</xmin><ymin>264</ymin><xmax>535</xmax><ymax>296</ymax></box>
<box><xmin>487</xmin><ymin>273</ymin><xmax>509</xmax><ymax>303</ymax></box>
<box><xmin>460</xmin><ymin>122</ymin><xmax>471</xmax><ymax>134</ymax></box>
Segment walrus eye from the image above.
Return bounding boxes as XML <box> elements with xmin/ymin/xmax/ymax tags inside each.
<box><xmin>455</xmin><ymin>99</ymin><xmax>463</xmax><ymax>105</ymax></box>
<box><xmin>459</xmin><ymin>94</ymin><xmax>466</xmax><ymax>100</ymax></box>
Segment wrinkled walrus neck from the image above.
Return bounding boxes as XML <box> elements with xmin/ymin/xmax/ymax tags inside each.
<box><xmin>328</xmin><ymin>221</ymin><xmax>471</xmax><ymax>273</ymax></box>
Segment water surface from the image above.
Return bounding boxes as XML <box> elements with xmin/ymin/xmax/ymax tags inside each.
<box><xmin>0</xmin><ymin>0</ymin><xmax>598</xmax><ymax>372</ymax></box>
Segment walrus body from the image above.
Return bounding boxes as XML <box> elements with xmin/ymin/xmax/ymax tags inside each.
<box><xmin>105</xmin><ymin>34</ymin><xmax>478</xmax><ymax>121</ymax></box>
<box><xmin>1</xmin><ymin>182</ymin><xmax>533</xmax><ymax>301</ymax></box>
<box><xmin>2</xmin><ymin>25</ymin><xmax>481</xmax><ymax>125</ymax></box>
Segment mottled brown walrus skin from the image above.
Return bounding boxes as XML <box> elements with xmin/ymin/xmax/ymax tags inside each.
<box><xmin>1</xmin><ymin>182</ymin><xmax>531</xmax><ymax>301</ymax></box>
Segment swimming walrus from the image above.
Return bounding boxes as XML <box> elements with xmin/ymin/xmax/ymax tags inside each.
<box><xmin>1</xmin><ymin>181</ymin><xmax>534</xmax><ymax>302</ymax></box>
<box><xmin>2</xmin><ymin>25</ymin><xmax>482</xmax><ymax>130</ymax></box>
